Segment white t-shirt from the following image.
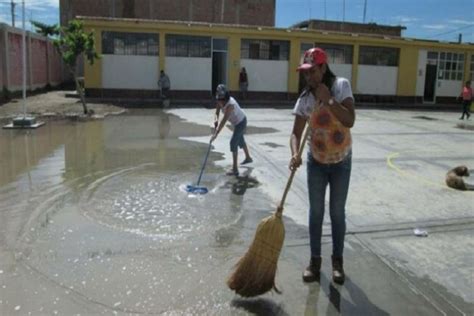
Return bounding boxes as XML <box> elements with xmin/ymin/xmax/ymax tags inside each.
<box><xmin>293</xmin><ymin>77</ymin><xmax>354</xmax><ymax>118</ymax></box>
<box><xmin>221</xmin><ymin>96</ymin><xmax>246</xmax><ymax>126</ymax></box>
<box><xmin>293</xmin><ymin>77</ymin><xmax>354</xmax><ymax>164</ymax></box>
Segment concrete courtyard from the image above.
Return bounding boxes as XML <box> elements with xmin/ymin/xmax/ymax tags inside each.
<box><xmin>171</xmin><ymin>107</ymin><xmax>473</xmax><ymax>315</ymax></box>
<box><xmin>0</xmin><ymin>106</ymin><xmax>472</xmax><ymax>315</ymax></box>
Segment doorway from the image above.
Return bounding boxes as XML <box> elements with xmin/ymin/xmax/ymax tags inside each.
<box><xmin>423</xmin><ymin>64</ymin><xmax>437</xmax><ymax>103</ymax></box>
<box><xmin>212</xmin><ymin>39</ymin><xmax>228</xmax><ymax>95</ymax></box>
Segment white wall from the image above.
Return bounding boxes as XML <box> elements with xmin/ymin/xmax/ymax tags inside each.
<box><xmin>329</xmin><ymin>64</ymin><xmax>352</xmax><ymax>83</ymax></box>
<box><xmin>102</xmin><ymin>55</ymin><xmax>159</xmax><ymax>90</ymax></box>
<box><xmin>416</xmin><ymin>50</ymin><xmax>427</xmax><ymax>96</ymax></box>
<box><xmin>166</xmin><ymin>57</ymin><xmax>212</xmax><ymax>90</ymax></box>
<box><xmin>436</xmin><ymin>80</ymin><xmax>463</xmax><ymax>97</ymax></box>
<box><xmin>357</xmin><ymin>65</ymin><xmax>398</xmax><ymax>95</ymax></box>
<box><xmin>241</xmin><ymin>59</ymin><xmax>288</xmax><ymax>92</ymax></box>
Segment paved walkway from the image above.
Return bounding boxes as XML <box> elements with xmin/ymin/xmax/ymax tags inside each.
<box><xmin>0</xmin><ymin>107</ymin><xmax>472</xmax><ymax>315</ymax></box>
<box><xmin>172</xmin><ymin>107</ymin><xmax>473</xmax><ymax>315</ymax></box>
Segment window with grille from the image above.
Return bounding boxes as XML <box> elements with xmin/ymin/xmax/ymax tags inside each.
<box><xmin>165</xmin><ymin>35</ymin><xmax>211</xmax><ymax>58</ymax></box>
<box><xmin>241</xmin><ymin>39</ymin><xmax>289</xmax><ymax>60</ymax></box>
<box><xmin>300</xmin><ymin>43</ymin><xmax>314</xmax><ymax>55</ymax></box>
<box><xmin>314</xmin><ymin>43</ymin><xmax>353</xmax><ymax>64</ymax></box>
<box><xmin>359</xmin><ymin>46</ymin><xmax>399</xmax><ymax>66</ymax></box>
<box><xmin>438</xmin><ymin>52</ymin><xmax>464</xmax><ymax>81</ymax></box>
<box><xmin>102</xmin><ymin>32</ymin><xmax>158</xmax><ymax>56</ymax></box>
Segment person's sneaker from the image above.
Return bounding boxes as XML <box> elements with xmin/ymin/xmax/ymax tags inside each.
<box><xmin>331</xmin><ymin>256</ymin><xmax>345</xmax><ymax>285</ymax></box>
<box><xmin>226</xmin><ymin>169</ymin><xmax>239</xmax><ymax>176</ymax></box>
<box><xmin>240</xmin><ymin>157</ymin><xmax>253</xmax><ymax>165</ymax></box>
<box><xmin>302</xmin><ymin>257</ymin><xmax>321</xmax><ymax>282</ymax></box>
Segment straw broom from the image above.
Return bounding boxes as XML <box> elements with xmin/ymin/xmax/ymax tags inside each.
<box><xmin>227</xmin><ymin>123</ymin><xmax>311</xmax><ymax>297</ymax></box>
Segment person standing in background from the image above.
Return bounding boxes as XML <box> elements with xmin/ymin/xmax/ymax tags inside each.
<box><xmin>239</xmin><ymin>67</ymin><xmax>249</xmax><ymax>100</ymax></box>
<box><xmin>158</xmin><ymin>70</ymin><xmax>171</xmax><ymax>100</ymax></box>
<box><xmin>458</xmin><ymin>80</ymin><xmax>472</xmax><ymax>120</ymax></box>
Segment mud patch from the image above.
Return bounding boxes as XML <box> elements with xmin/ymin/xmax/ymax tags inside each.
<box><xmin>261</xmin><ymin>142</ymin><xmax>284</xmax><ymax>148</ymax></box>
<box><xmin>412</xmin><ymin>116</ymin><xmax>438</xmax><ymax>121</ymax></box>
<box><xmin>456</xmin><ymin>123</ymin><xmax>474</xmax><ymax>131</ymax></box>
<box><xmin>228</xmin><ymin>125</ymin><xmax>278</xmax><ymax>134</ymax></box>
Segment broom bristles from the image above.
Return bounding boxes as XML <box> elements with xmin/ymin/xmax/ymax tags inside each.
<box><xmin>227</xmin><ymin>213</ymin><xmax>285</xmax><ymax>297</ymax></box>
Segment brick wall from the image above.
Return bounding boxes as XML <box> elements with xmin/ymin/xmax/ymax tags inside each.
<box><xmin>8</xmin><ymin>32</ymin><xmax>22</xmax><ymax>87</ymax></box>
<box><xmin>60</xmin><ymin>0</ymin><xmax>275</xmax><ymax>26</ymax></box>
<box><xmin>31</xmin><ymin>38</ymin><xmax>48</xmax><ymax>86</ymax></box>
<box><xmin>0</xmin><ymin>24</ymin><xmax>66</xmax><ymax>98</ymax></box>
<box><xmin>307</xmin><ymin>20</ymin><xmax>404</xmax><ymax>37</ymax></box>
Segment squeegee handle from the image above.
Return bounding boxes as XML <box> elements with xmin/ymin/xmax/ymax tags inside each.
<box><xmin>276</xmin><ymin>123</ymin><xmax>310</xmax><ymax>216</ymax></box>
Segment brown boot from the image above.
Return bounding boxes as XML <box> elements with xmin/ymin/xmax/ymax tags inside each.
<box><xmin>332</xmin><ymin>255</ymin><xmax>345</xmax><ymax>284</ymax></box>
<box><xmin>302</xmin><ymin>256</ymin><xmax>321</xmax><ymax>282</ymax></box>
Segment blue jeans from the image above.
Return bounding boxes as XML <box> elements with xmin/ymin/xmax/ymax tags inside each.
<box><xmin>307</xmin><ymin>151</ymin><xmax>352</xmax><ymax>258</ymax></box>
<box><xmin>230</xmin><ymin>117</ymin><xmax>247</xmax><ymax>152</ymax></box>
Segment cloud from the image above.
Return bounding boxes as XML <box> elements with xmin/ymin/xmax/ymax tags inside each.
<box><xmin>27</xmin><ymin>0</ymin><xmax>59</xmax><ymax>8</ymax></box>
<box><xmin>422</xmin><ymin>24</ymin><xmax>448</xmax><ymax>30</ymax></box>
<box><xmin>0</xmin><ymin>14</ymin><xmax>10</xmax><ymax>24</ymax></box>
<box><xmin>450</xmin><ymin>19</ymin><xmax>474</xmax><ymax>25</ymax></box>
<box><xmin>393</xmin><ymin>16</ymin><xmax>420</xmax><ymax>23</ymax></box>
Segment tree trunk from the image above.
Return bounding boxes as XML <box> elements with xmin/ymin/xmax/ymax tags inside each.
<box><xmin>71</xmin><ymin>68</ymin><xmax>88</xmax><ymax>115</ymax></box>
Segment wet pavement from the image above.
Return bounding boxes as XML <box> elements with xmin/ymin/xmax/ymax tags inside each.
<box><xmin>0</xmin><ymin>108</ymin><xmax>473</xmax><ymax>315</ymax></box>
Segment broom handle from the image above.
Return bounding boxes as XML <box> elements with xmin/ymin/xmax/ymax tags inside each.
<box><xmin>276</xmin><ymin>122</ymin><xmax>311</xmax><ymax>217</ymax></box>
<box><xmin>196</xmin><ymin>141</ymin><xmax>212</xmax><ymax>186</ymax></box>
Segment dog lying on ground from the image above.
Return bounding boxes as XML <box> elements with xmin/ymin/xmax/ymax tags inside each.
<box><xmin>446</xmin><ymin>166</ymin><xmax>471</xmax><ymax>190</ymax></box>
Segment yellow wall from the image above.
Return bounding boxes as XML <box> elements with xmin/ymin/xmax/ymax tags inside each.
<box><xmin>82</xmin><ymin>18</ymin><xmax>474</xmax><ymax>94</ymax></box>
<box><xmin>464</xmin><ymin>53</ymin><xmax>472</xmax><ymax>82</ymax></box>
<box><xmin>228</xmin><ymin>35</ymin><xmax>241</xmax><ymax>91</ymax></box>
<box><xmin>288</xmin><ymin>38</ymin><xmax>301</xmax><ymax>93</ymax></box>
<box><xmin>351</xmin><ymin>44</ymin><xmax>359</xmax><ymax>92</ymax></box>
<box><xmin>159</xmin><ymin>32</ymin><xmax>165</xmax><ymax>73</ymax></box>
<box><xmin>84</xmin><ymin>26</ymin><xmax>102</xmax><ymax>88</ymax></box>
<box><xmin>397</xmin><ymin>46</ymin><xmax>418</xmax><ymax>96</ymax></box>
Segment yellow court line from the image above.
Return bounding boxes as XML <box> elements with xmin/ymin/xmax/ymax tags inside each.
<box><xmin>386</xmin><ymin>152</ymin><xmax>452</xmax><ymax>190</ymax></box>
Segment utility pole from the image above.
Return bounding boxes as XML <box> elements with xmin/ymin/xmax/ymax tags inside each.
<box><xmin>363</xmin><ymin>0</ymin><xmax>367</xmax><ymax>23</ymax></box>
<box><xmin>22</xmin><ymin>0</ymin><xmax>26</xmax><ymax>117</ymax></box>
<box><xmin>11</xmin><ymin>0</ymin><xmax>16</xmax><ymax>27</ymax></box>
<box><xmin>341</xmin><ymin>0</ymin><xmax>345</xmax><ymax>32</ymax></box>
<box><xmin>324</xmin><ymin>0</ymin><xmax>327</xmax><ymax>20</ymax></box>
<box><xmin>343</xmin><ymin>0</ymin><xmax>346</xmax><ymax>22</ymax></box>
<box><xmin>308</xmin><ymin>0</ymin><xmax>311</xmax><ymax>20</ymax></box>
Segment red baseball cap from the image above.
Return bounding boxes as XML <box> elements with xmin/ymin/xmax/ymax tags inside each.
<box><xmin>297</xmin><ymin>47</ymin><xmax>327</xmax><ymax>71</ymax></box>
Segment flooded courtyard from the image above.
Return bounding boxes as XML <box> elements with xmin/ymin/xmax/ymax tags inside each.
<box><xmin>0</xmin><ymin>110</ymin><xmax>275</xmax><ymax>314</ymax></box>
<box><xmin>0</xmin><ymin>108</ymin><xmax>473</xmax><ymax>315</ymax></box>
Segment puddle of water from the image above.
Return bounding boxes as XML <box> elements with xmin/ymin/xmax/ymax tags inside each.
<box><xmin>0</xmin><ymin>109</ymin><xmax>273</xmax><ymax>314</ymax></box>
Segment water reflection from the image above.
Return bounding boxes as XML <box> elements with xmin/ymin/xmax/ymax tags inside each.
<box><xmin>159</xmin><ymin>112</ymin><xmax>170</xmax><ymax>139</ymax></box>
<box><xmin>0</xmin><ymin>110</ymin><xmax>268</xmax><ymax>314</ymax></box>
<box><xmin>0</xmin><ymin>110</ymin><xmax>216</xmax><ymax>188</ymax></box>
<box><xmin>213</xmin><ymin>167</ymin><xmax>260</xmax><ymax>247</ymax></box>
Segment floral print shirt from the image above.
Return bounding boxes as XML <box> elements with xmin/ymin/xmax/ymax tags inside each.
<box><xmin>293</xmin><ymin>77</ymin><xmax>354</xmax><ymax>164</ymax></box>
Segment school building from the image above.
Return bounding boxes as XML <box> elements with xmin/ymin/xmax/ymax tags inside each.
<box><xmin>81</xmin><ymin>16</ymin><xmax>474</xmax><ymax>105</ymax></box>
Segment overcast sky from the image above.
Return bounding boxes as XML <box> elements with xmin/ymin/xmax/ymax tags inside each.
<box><xmin>0</xmin><ymin>0</ymin><xmax>472</xmax><ymax>43</ymax></box>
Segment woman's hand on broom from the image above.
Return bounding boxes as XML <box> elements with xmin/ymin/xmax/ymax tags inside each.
<box><xmin>289</xmin><ymin>154</ymin><xmax>302</xmax><ymax>171</ymax></box>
